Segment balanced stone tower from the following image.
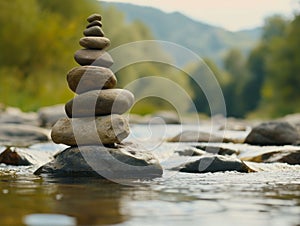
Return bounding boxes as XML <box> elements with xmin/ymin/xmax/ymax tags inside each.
<box><xmin>35</xmin><ymin>14</ymin><xmax>163</xmax><ymax>179</ymax></box>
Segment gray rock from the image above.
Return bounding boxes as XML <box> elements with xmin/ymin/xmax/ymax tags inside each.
<box><xmin>0</xmin><ymin>145</ymin><xmax>54</xmax><ymax>166</ymax></box>
<box><xmin>87</xmin><ymin>14</ymin><xmax>102</xmax><ymax>22</ymax></box>
<box><xmin>34</xmin><ymin>144</ymin><xmax>163</xmax><ymax>179</ymax></box>
<box><xmin>0</xmin><ymin>107</ymin><xmax>39</xmax><ymax>126</ymax></box>
<box><xmin>83</xmin><ymin>26</ymin><xmax>104</xmax><ymax>37</ymax></box>
<box><xmin>195</xmin><ymin>145</ymin><xmax>240</xmax><ymax>155</ymax></box>
<box><xmin>176</xmin><ymin>155</ymin><xmax>253</xmax><ymax>173</ymax></box>
<box><xmin>79</xmin><ymin>37</ymin><xmax>110</xmax><ymax>49</ymax></box>
<box><xmin>38</xmin><ymin>104</ymin><xmax>66</xmax><ymax>127</ymax></box>
<box><xmin>0</xmin><ymin>124</ymin><xmax>49</xmax><ymax>145</ymax></box>
<box><xmin>245</xmin><ymin>121</ymin><xmax>300</xmax><ymax>146</ymax></box>
<box><xmin>65</xmin><ymin>89</ymin><xmax>134</xmax><ymax>118</ymax></box>
<box><xmin>51</xmin><ymin>115</ymin><xmax>130</xmax><ymax>146</ymax></box>
<box><xmin>86</xmin><ymin>20</ymin><xmax>102</xmax><ymax>28</ymax></box>
<box><xmin>241</xmin><ymin>149</ymin><xmax>300</xmax><ymax>165</ymax></box>
<box><xmin>74</xmin><ymin>49</ymin><xmax>113</xmax><ymax>67</ymax></box>
<box><xmin>168</xmin><ymin>130</ymin><xmax>225</xmax><ymax>143</ymax></box>
<box><xmin>67</xmin><ymin>66</ymin><xmax>116</xmax><ymax>94</ymax></box>
<box><xmin>151</xmin><ymin>111</ymin><xmax>180</xmax><ymax>124</ymax></box>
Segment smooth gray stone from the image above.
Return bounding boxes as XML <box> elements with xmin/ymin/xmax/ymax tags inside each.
<box><xmin>245</xmin><ymin>121</ymin><xmax>300</xmax><ymax>145</ymax></box>
<box><xmin>176</xmin><ymin>155</ymin><xmax>253</xmax><ymax>173</ymax></box>
<box><xmin>34</xmin><ymin>144</ymin><xmax>163</xmax><ymax>179</ymax></box>
<box><xmin>83</xmin><ymin>26</ymin><xmax>104</xmax><ymax>37</ymax></box>
<box><xmin>79</xmin><ymin>37</ymin><xmax>110</xmax><ymax>49</ymax></box>
<box><xmin>0</xmin><ymin>124</ymin><xmax>49</xmax><ymax>144</ymax></box>
<box><xmin>38</xmin><ymin>104</ymin><xmax>66</xmax><ymax>127</ymax></box>
<box><xmin>87</xmin><ymin>13</ymin><xmax>102</xmax><ymax>22</ymax></box>
<box><xmin>67</xmin><ymin>66</ymin><xmax>117</xmax><ymax>94</ymax></box>
<box><xmin>51</xmin><ymin>115</ymin><xmax>129</xmax><ymax>146</ymax></box>
<box><xmin>86</xmin><ymin>20</ymin><xmax>102</xmax><ymax>28</ymax></box>
<box><xmin>74</xmin><ymin>49</ymin><xmax>113</xmax><ymax>67</ymax></box>
<box><xmin>0</xmin><ymin>107</ymin><xmax>39</xmax><ymax>126</ymax></box>
<box><xmin>65</xmin><ymin>89</ymin><xmax>134</xmax><ymax>118</ymax></box>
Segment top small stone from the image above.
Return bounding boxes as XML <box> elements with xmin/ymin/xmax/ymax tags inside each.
<box><xmin>87</xmin><ymin>14</ymin><xmax>102</xmax><ymax>22</ymax></box>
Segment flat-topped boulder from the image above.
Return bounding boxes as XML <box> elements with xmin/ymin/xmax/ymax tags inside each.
<box><xmin>65</xmin><ymin>89</ymin><xmax>134</xmax><ymax>118</ymax></box>
<box><xmin>74</xmin><ymin>49</ymin><xmax>113</xmax><ymax>67</ymax></box>
<box><xmin>51</xmin><ymin>115</ymin><xmax>129</xmax><ymax>146</ymax></box>
<box><xmin>67</xmin><ymin>66</ymin><xmax>117</xmax><ymax>94</ymax></box>
<box><xmin>34</xmin><ymin>144</ymin><xmax>163</xmax><ymax>179</ymax></box>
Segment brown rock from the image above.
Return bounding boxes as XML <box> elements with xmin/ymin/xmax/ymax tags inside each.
<box><xmin>65</xmin><ymin>89</ymin><xmax>134</xmax><ymax>118</ymax></box>
<box><xmin>51</xmin><ymin>115</ymin><xmax>130</xmax><ymax>146</ymax></box>
<box><xmin>83</xmin><ymin>26</ymin><xmax>104</xmax><ymax>37</ymax></box>
<box><xmin>74</xmin><ymin>49</ymin><xmax>113</xmax><ymax>67</ymax></box>
<box><xmin>79</xmin><ymin>37</ymin><xmax>110</xmax><ymax>49</ymax></box>
<box><xmin>67</xmin><ymin>66</ymin><xmax>117</xmax><ymax>94</ymax></box>
<box><xmin>87</xmin><ymin>13</ymin><xmax>102</xmax><ymax>22</ymax></box>
<box><xmin>86</xmin><ymin>20</ymin><xmax>102</xmax><ymax>28</ymax></box>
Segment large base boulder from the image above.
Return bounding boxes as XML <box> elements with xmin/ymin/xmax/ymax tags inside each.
<box><xmin>34</xmin><ymin>144</ymin><xmax>163</xmax><ymax>179</ymax></box>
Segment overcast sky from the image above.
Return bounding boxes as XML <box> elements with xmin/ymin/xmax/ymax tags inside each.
<box><xmin>100</xmin><ymin>0</ymin><xmax>298</xmax><ymax>31</ymax></box>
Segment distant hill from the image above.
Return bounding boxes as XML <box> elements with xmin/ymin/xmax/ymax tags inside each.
<box><xmin>101</xmin><ymin>2</ymin><xmax>261</xmax><ymax>67</ymax></box>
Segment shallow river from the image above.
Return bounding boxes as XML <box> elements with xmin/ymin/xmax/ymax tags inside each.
<box><xmin>0</xmin><ymin>124</ymin><xmax>300</xmax><ymax>226</ymax></box>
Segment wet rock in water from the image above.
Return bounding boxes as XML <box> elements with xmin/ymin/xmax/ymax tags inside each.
<box><xmin>38</xmin><ymin>104</ymin><xmax>66</xmax><ymax>128</ymax></box>
<box><xmin>34</xmin><ymin>144</ymin><xmax>163</xmax><ymax>179</ymax></box>
<box><xmin>176</xmin><ymin>155</ymin><xmax>254</xmax><ymax>173</ymax></box>
<box><xmin>195</xmin><ymin>145</ymin><xmax>240</xmax><ymax>156</ymax></box>
<box><xmin>83</xmin><ymin>26</ymin><xmax>105</xmax><ymax>37</ymax></box>
<box><xmin>65</xmin><ymin>89</ymin><xmax>134</xmax><ymax>118</ymax></box>
<box><xmin>51</xmin><ymin>115</ymin><xmax>130</xmax><ymax>146</ymax></box>
<box><xmin>86</xmin><ymin>20</ymin><xmax>102</xmax><ymax>28</ymax></box>
<box><xmin>87</xmin><ymin>13</ymin><xmax>102</xmax><ymax>22</ymax></box>
<box><xmin>67</xmin><ymin>66</ymin><xmax>116</xmax><ymax>94</ymax></box>
<box><xmin>74</xmin><ymin>49</ymin><xmax>113</xmax><ymax>67</ymax></box>
<box><xmin>0</xmin><ymin>107</ymin><xmax>39</xmax><ymax>126</ymax></box>
<box><xmin>174</xmin><ymin>147</ymin><xmax>206</xmax><ymax>156</ymax></box>
<box><xmin>0</xmin><ymin>146</ymin><xmax>54</xmax><ymax>166</ymax></box>
<box><xmin>79</xmin><ymin>37</ymin><xmax>110</xmax><ymax>49</ymax></box>
<box><xmin>0</xmin><ymin>124</ymin><xmax>49</xmax><ymax>144</ymax></box>
<box><xmin>245</xmin><ymin>121</ymin><xmax>300</xmax><ymax>146</ymax></box>
<box><xmin>241</xmin><ymin>149</ymin><xmax>300</xmax><ymax>165</ymax></box>
<box><xmin>168</xmin><ymin>130</ymin><xmax>226</xmax><ymax>143</ymax></box>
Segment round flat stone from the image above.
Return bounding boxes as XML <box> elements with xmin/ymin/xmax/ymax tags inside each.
<box><xmin>67</xmin><ymin>66</ymin><xmax>117</xmax><ymax>94</ymax></box>
<box><xmin>86</xmin><ymin>20</ymin><xmax>102</xmax><ymax>28</ymax></box>
<box><xmin>51</xmin><ymin>115</ymin><xmax>129</xmax><ymax>146</ymax></box>
<box><xmin>87</xmin><ymin>13</ymin><xmax>102</xmax><ymax>22</ymax></box>
<box><xmin>79</xmin><ymin>37</ymin><xmax>110</xmax><ymax>49</ymax></box>
<box><xmin>65</xmin><ymin>89</ymin><xmax>135</xmax><ymax>118</ymax></box>
<box><xmin>83</xmin><ymin>26</ymin><xmax>104</xmax><ymax>37</ymax></box>
<box><xmin>74</xmin><ymin>49</ymin><xmax>113</xmax><ymax>67</ymax></box>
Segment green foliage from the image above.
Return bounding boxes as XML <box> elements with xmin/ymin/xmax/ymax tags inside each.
<box><xmin>0</xmin><ymin>0</ymin><xmax>191</xmax><ymax>113</ymax></box>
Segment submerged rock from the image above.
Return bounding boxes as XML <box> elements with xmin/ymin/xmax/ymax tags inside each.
<box><xmin>34</xmin><ymin>144</ymin><xmax>163</xmax><ymax>179</ymax></box>
<box><xmin>245</xmin><ymin>121</ymin><xmax>300</xmax><ymax>146</ymax></box>
<box><xmin>175</xmin><ymin>155</ymin><xmax>254</xmax><ymax>173</ymax></box>
<box><xmin>241</xmin><ymin>149</ymin><xmax>300</xmax><ymax>165</ymax></box>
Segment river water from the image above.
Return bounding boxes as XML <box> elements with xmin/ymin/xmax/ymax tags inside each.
<box><xmin>0</xmin><ymin>124</ymin><xmax>300</xmax><ymax>226</ymax></box>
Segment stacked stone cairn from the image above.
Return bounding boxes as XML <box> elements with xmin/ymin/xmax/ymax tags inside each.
<box><xmin>35</xmin><ymin>14</ymin><xmax>163</xmax><ymax>179</ymax></box>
